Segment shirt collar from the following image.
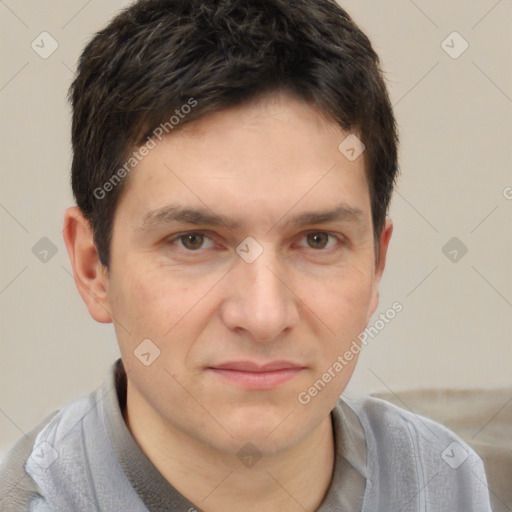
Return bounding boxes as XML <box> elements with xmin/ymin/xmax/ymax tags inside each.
<box><xmin>103</xmin><ymin>358</ymin><xmax>367</xmax><ymax>511</ymax></box>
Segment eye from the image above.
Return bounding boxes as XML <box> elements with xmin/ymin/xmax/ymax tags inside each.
<box><xmin>297</xmin><ymin>232</ymin><xmax>341</xmax><ymax>250</ymax></box>
<box><xmin>170</xmin><ymin>232</ymin><xmax>216</xmax><ymax>251</ymax></box>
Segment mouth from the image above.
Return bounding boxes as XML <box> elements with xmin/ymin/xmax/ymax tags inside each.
<box><xmin>206</xmin><ymin>361</ymin><xmax>307</xmax><ymax>390</ymax></box>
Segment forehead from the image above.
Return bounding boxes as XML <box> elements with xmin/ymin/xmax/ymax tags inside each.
<box><xmin>114</xmin><ymin>93</ymin><xmax>370</xmax><ymax>231</ymax></box>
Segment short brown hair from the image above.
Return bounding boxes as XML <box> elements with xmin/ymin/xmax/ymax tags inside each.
<box><xmin>69</xmin><ymin>0</ymin><xmax>399</xmax><ymax>267</ymax></box>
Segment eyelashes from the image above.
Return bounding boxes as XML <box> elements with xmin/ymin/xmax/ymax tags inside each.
<box><xmin>167</xmin><ymin>230</ymin><xmax>345</xmax><ymax>254</ymax></box>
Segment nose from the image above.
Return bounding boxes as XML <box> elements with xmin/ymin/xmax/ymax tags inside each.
<box><xmin>219</xmin><ymin>247</ymin><xmax>300</xmax><ymax>342</ymax></box>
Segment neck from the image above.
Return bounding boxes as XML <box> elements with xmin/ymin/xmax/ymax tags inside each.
<box><xmin>124</xmin><ymin>389</ymin><xmax>335</xmax><ymax>512</ymax></box>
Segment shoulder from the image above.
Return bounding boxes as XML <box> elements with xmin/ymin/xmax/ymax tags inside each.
<box><xmin>0</xmin><ymin>390</ymin><xmax>101</xmax><ymax>512</ymax></box>
<box><xmin>339</xmin><ymin>394</ymin><xmax>493</xmax><ymax>511</ymax></box>
<box><xmin>0</xmin><ymin>410</ymin><xmax>59</xmax><ymax>511</ymax></box>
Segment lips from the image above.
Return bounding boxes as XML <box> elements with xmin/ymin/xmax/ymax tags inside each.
<box><xmin>206</xmin><ymin>361</ymin><xmax>306</xmax><ymax>390</ymax></box>
<box><xmin>211</xmin><ymin>361</ymin><xmax>305</xmax><ymax>372</ymax></box>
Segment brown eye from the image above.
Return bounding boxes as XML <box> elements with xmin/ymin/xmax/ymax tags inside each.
<box><xmin>306</xmin><ymin>232</ymin><xmax>330</xmax><ymax>249</ymax></box>
<box><xmin>176</xmin><ymin>233</ymin><xmax>214</xmax><ymax>251</ymax></box>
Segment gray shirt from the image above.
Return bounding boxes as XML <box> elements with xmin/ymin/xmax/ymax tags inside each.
<box><xmin>0</xmin><ymin>358</ymin><xmax>492</xmax><ymax>511</ymax></box>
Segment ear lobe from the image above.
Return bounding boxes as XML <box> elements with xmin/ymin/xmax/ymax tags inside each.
<box><xmin>62</xmin><ymin>206</ymin><xmax>112</xmax><ymax>323</ymax></box>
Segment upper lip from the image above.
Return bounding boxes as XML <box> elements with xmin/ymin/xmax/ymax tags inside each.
<box><xmin>209</xmin><ymin>361</ymin><xmax>305</xmax><ymax>372</ymax></box>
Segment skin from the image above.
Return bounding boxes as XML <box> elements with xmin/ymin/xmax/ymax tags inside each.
<box><xmin>64</xmin><ymin>91</ymin><xmax>392</xmax><ymax>512</ymax></box>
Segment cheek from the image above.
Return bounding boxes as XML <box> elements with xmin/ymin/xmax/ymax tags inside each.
<box><xmin>318</xmin><ymin>266</ymin><xmax>374</xmax><ymax>322</ymax></box>
<box><xmin>108</xmin><ymin>262</ymin><xmax>176</xmax><ymax>337</ymax></box>
<box><xmin>109</xmin><ymin>260</ymin><xmax>219</xmax><ymax>348</ymax></box>
<box><xmin>310</xmin><ymin>266</ymin><xmax>375</xmax><ymax>367</ymax></box>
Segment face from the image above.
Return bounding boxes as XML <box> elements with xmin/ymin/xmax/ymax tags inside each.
<box><xmin>100</xmin><ymin>92</ymin><xmax>391</xmax><ymax>456</ymax></box>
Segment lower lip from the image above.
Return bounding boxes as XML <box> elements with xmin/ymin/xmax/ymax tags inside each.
<box><xmin>208</xmin><ymin>368</ymin><xmax>305</xmax><ymax>389</ymax></box>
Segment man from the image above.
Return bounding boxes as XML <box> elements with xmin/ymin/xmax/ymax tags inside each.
<box><xmin>0</xmin><ymin>0</ymin><xmax>492</xmax><ymax>510</ymax></box>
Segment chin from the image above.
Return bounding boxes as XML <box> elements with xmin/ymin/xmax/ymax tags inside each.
<box><xmin>219</xmin><ymin>406</ymin><xmax>315</xmax><ymax>453</ymax></box>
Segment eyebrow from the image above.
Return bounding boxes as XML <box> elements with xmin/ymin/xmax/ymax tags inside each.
<box><xmin>138</xmin><ymin>203</ymin><xmax>366</xmax><ymax>233</ymax></box>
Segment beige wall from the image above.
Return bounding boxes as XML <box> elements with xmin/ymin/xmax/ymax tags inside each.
<box><xmin>1</xmin><ymin>0</ymin><xmax>511</xmax><ymax>460</ymax></box>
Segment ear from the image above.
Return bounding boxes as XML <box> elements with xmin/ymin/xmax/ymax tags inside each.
<box><xmin>367</xmin><ymin>217</ymin><xmax>393</xmax><ymax>321</ymax></box>
<box><xmin>62</xmin><ymin>206</ymin><xmax>112</xmax><ymax>323</ymax></box>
